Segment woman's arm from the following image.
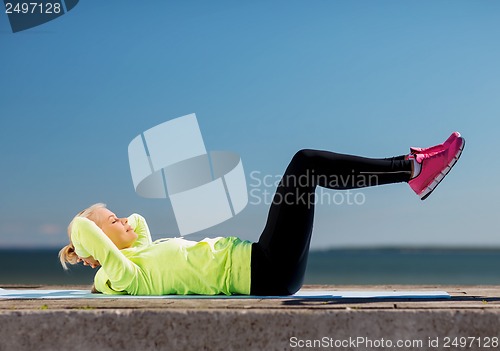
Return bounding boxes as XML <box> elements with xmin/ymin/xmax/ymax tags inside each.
<box><xmin>128</xmin><ymin>213</ymin><xmax>153</xmax><ymax>247</ymax></box>
<box><xmin>71</xmin><ymin>217</ymin><xmax>138</xmax><ymax>291</ymax></box>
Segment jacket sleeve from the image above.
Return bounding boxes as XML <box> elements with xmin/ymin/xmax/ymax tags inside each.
<box><xmin>71</xmin><ymin>217</ymin><xmax>138</xmax><ymax>291</ymax></box>
<box><xmin>128</xmin><ymin>213</ymin><xmax>152</xmax><ymax>248</ymax></box>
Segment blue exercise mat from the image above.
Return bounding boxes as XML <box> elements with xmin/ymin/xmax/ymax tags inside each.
<box><xmin>0</xmin><ymin>288</ymin><xmax>450</xmax><ymax>299</ymax></box>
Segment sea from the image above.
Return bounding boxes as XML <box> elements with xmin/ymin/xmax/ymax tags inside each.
<box><xmin>1</xmin><ymin>248</ymin><xmax>500</xmax><ymax>286</ymax></box>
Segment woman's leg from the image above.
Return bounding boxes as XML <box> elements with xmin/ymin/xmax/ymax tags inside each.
<box><xmin>250</xmin><ymin>149</ymin><xmax>412</xmax><ymax>295</ymax></box>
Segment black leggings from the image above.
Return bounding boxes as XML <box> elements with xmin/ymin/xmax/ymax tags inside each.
<box><xmin>250</xmin><ymin>149</ymin><xmax>412</xmax><ymax>295</ymax></box>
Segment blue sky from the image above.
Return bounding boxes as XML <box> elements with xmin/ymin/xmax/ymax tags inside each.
<box><xmin>1</xmin><ymin>0</ymin><xmax>499</xmax><ymax>249</ymax></box>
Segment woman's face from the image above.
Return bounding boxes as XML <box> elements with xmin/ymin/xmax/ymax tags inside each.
<box><xmin>92</xmin><ymin>208</ymin><xmax>138</xmax><ymax>249</ymax></box>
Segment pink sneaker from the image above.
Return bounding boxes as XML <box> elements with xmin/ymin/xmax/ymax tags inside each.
<box><xmin>409</xmin><ymin>136</ymin><xmax>465</xmax><ymax>200</ymax></box>
<box><xmin>410</xmin><ymin>132</ymin><xmax>461</xmax><ymax>155</ymax></box>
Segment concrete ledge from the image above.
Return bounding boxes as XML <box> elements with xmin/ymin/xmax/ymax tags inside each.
<box><xmin>1</xmin><ymin>285</ymin><xmax>500</xmax><ymax>351</ymax></box>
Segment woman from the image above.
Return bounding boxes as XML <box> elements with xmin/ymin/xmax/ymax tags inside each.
<box><xmin>59</xmin><ymin>132</ymin><xmax>465</xmax><ymax>295</ymax></box>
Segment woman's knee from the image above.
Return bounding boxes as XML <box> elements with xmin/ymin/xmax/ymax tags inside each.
<box><xmin>291</xmin><ymin>149</ymin><xmax>318</xmax><ymax>168</ymax></box>
<box><xmin>293</xmin><ymin>149</ymin><xmax>316</xmax><ymax>160</ymax></box>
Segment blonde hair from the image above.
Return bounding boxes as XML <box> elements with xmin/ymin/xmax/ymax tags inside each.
<box><xmin>58</xmin><ymin>203</ymin><xmax>107</xmax><ymax>270</ymax></box>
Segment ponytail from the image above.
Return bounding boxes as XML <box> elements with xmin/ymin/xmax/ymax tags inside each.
<box><xmin>59</xmin><ymin>202</ymin><xmax>107</xmax><ymax>270</ymax></box>
<box><xmin>58</xmin><ymin>243</ymin><xmax>78</xmax><ymax>270</ymax></box>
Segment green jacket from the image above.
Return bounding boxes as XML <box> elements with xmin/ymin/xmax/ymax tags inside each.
<box><xmin>71</xmin><ymin>214</ymin><xmax>252</xmax><ymax>295</ymax></box>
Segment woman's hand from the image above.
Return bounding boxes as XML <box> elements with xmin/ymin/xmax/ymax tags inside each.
<box><xmin>77</xmin><ymin>255</ymin><xmax>100</xmax><ymax>269</ymax></box>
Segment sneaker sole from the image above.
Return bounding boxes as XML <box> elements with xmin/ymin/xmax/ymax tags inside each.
<box><xmin>419</xmin><ymin>137</ymin><xmax>465</xmax><ymax>200</ymax></box>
